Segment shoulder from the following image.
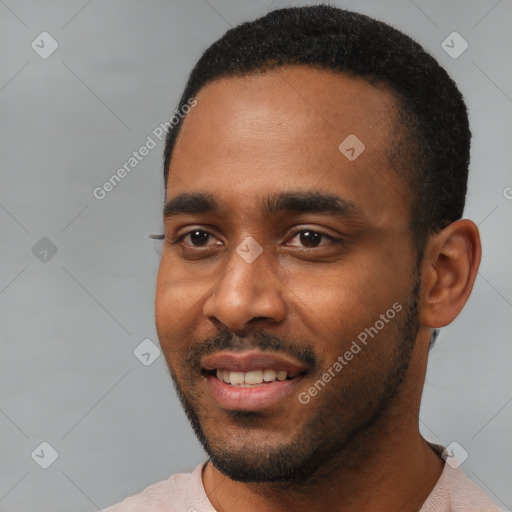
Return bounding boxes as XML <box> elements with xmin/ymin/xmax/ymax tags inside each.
<box><xmin>102</xmin><ymin>477</ymin><xmax>173</xmax><ymax>512</ymax></box>
<box><xmin>442</xmin><ymin>466</ymin><xmax>503</xmax><ymax>512</ymax></box>
<box><xmin>421</xmin><ymin>444</ymin><xmax>502</xmax><ymax>512</ymax></box>
<box><xmin>102</xmin><ymin>463</ymin><xmax>206</xmax><ymax>512</ymax></box>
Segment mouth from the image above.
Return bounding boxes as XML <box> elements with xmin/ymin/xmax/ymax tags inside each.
<box><xmin>201</xmin><ymin>350</ymin><xmax>308</xmax><ymax>411</ymax></box>
<box><xmin>206</xmin><ymin>368</ymin><xmax>300</xmax><ymax>386</ymax></box>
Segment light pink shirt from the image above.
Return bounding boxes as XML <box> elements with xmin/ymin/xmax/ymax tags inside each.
<box><xmin>103</xmin><ymin>457</ymin><xmax>502</xmax><ymax>512</ymax></box>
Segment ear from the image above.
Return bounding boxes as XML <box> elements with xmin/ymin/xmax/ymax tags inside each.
<box><xmin>419</xmin><ymin>219</ymin><xmax>481</xmax><ymax>328</ymax></box>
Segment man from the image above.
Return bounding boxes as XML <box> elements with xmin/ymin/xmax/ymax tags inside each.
<box><xmin>105</xmin><ymin>5</ymin><xmax>500</xmax><ymax>511</ymax></box>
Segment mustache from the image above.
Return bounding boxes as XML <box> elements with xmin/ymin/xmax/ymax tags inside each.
<box><xmin>184</xmin><ymin>328</ymin><xmax>317</xmax><ymax>372</ymax></box>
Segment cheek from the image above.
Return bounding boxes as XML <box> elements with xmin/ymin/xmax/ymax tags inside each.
<box><xmin>288</xmin><ymin>279</ymin><xmax>371</xmax><ymax>360</ymax></box>
<box><xmin>154</xmin><ymin>259</ymin><xmax>206</xmax><ymax>350</ymax></box>
<box><xmin>283</xmin><ymin>255</ymin><xmax>405</xmax><ymax>356</ymax></box>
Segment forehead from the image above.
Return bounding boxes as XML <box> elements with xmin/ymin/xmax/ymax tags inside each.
<box><xmin>167</xmin><ymin>65</ymin><xmax>409</xmax><ymax>224</ymax></box>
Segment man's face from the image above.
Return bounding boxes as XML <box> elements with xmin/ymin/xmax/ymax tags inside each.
<box><xmin>155</xmin><ymin>66</ymin><xmax>421</xmax><ymax>482</ymax></box>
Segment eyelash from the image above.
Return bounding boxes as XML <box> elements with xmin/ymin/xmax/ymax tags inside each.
<box><xmin>153</xmin><ymin>228</ymin><xmax>341</xmax><ymax>248</ymax></box>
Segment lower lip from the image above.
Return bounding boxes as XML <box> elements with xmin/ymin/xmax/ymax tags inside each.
<box><xmin>205</xmin><ymin>374</ymin><xmax>304</xmax><ymax>411</ymax></box>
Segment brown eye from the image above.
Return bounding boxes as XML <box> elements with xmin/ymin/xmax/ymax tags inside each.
<box><xmin>187</xmin><ymin>230</ymin><xmax>210</xmax><ymax>246</ymax></box>
<box><xmin>176</xmin><ymin>229</ymin><xmax>222</xmax><ymax>249</ymax></box>
<box><xmin>298</xmin><ymin>230</ymin><xmax>322</xmax><ymax>247</ymax></box>
<box><xmin>287</xmin><ymin>229</ymin><xmax>335</xmax><ymax>248</ymax></box>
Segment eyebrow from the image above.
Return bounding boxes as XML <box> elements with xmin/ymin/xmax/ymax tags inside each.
<box><xmin>163</xmin><ymin>191</ymin><xmax>365</xmax><ymax>220</ymax></box>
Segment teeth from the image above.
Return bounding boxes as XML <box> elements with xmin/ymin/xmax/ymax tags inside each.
<box><xmin>230</xmin><ymin>371</ymin><xmax>245</xmax><ymax>385</ymax></box>
<box><xmin>263</xmin><ymin>369</ymin><xmax>277</xmax><ymax>382</ymax></box>
<box><xmin>245</xmin><ymin>370</ymin><xmax>263</xmax><ymax>384</ymax></box>
<box><xmin>215</xmin><ymin>369</ymin><xmax>295</xmax><ymax>386</ymax></box>
<box><xmin>216</xmin><ymin>369</ymin><xmax>230</xmax><ymax>383</ymax></box>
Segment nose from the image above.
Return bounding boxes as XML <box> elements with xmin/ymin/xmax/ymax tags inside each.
<box><xmin>202</xmin><ymin>243</ymin><xmax>286</xmax><ymax>331</ymax></box>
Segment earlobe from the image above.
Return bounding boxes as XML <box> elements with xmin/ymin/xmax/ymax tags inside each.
<box><xmin>419</xmin><ymin>219</ymin><xmax>481</xmax><ymax>328</ymax></box>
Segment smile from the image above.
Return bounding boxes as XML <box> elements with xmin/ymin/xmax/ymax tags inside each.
<box><xmin>214</xmin><ymin>368</ymin><xmax>299</xmax><ymax>386</ymax></box>
<box><xmin>201</xmin><ymin>350</ymin><xmax>308</xmax><ymax>410</ymax></box>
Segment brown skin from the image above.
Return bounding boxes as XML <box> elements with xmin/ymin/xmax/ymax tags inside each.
<box><xmin>155</xmin><ymin>66</ymin><xmax>481</xmax><ymax>511</ymax></box>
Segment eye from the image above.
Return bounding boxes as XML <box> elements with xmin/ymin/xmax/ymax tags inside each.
<box><xmin>286</xmin><ymin>229</ymin><xmax>336</xmax><ymax>248</ymax></box>
<box><xmin>177</xmin><ymin>229</ymin><xmax>221</xmax><ymax>248</ymax></box>
<box><xmin>171</xmin><ymin>228</ymin><xmax>338</xmax><ymax>251</ymax></box>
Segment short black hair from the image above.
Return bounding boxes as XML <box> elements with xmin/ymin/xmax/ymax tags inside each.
<box><xmin>163</xmin><ymin>5</ymin><xmax>470</xmax><ymax>253</ymax></box>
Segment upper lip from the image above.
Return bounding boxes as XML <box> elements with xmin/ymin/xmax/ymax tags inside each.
<box><xmin>202</xmin><ymin>350</ymin><xmax>308</xmax><ymax>374</ymax></box>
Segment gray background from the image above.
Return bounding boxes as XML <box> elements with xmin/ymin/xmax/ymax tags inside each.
<box><xmin>1</xmin><ymin>0</ymin><xmax>511</xmax><ymax>510</ymax></box>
